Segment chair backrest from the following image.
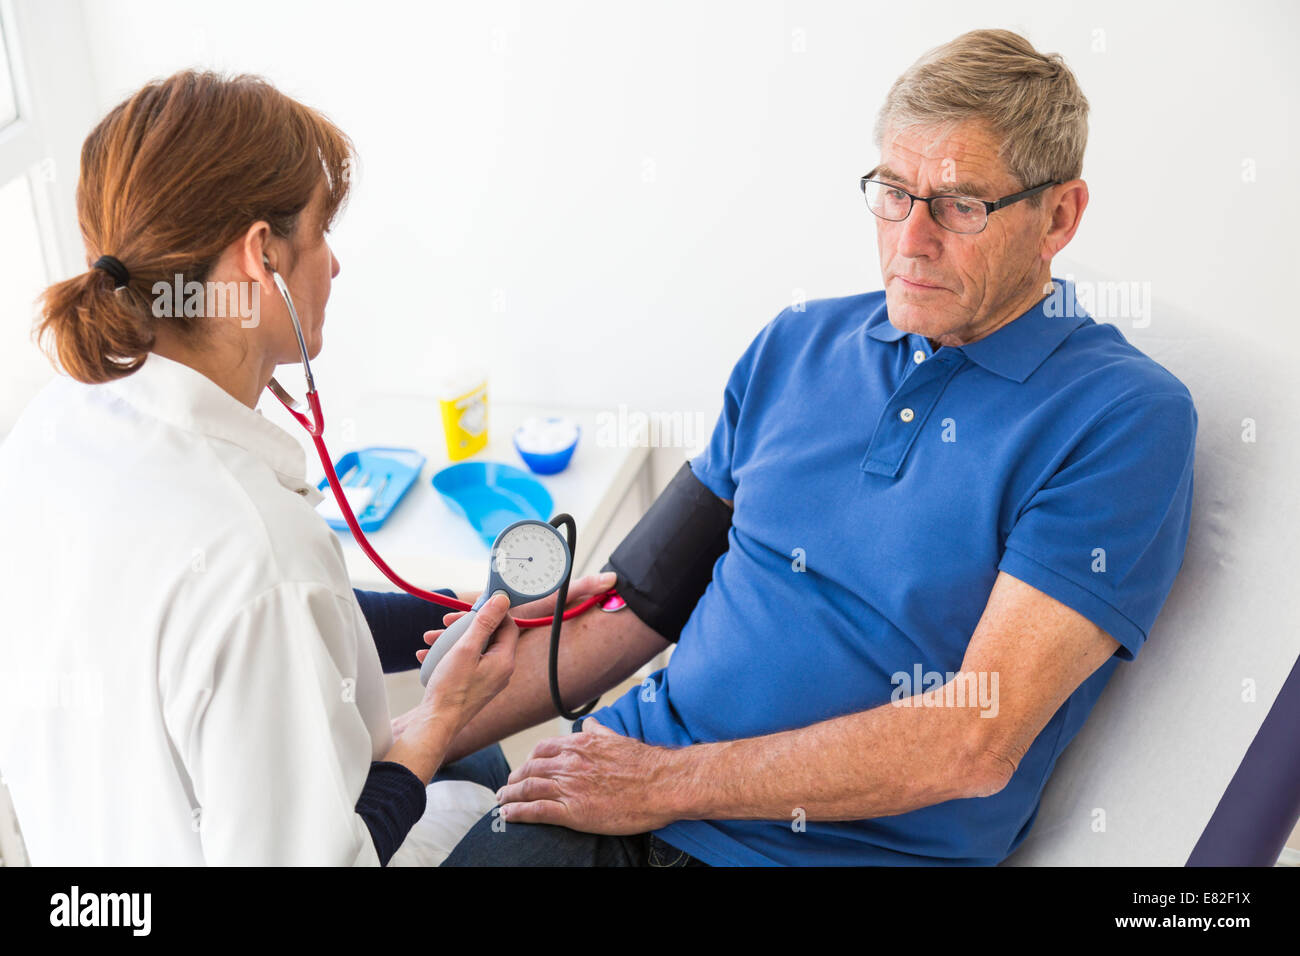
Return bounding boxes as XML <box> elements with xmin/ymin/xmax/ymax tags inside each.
<box><xmin>1004</xmin><ymin>268</ymin><xmax>1300</xmax><ymax>865</ymax></box>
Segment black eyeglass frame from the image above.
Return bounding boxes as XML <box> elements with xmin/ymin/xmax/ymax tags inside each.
<box><xmin>859</xmin><ymin>171</ymin><xmax>1059</xmax><ymax>234</ymax></box>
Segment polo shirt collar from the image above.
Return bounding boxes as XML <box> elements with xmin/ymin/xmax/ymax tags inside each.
<box><xmin>865</xmin><ymin>277</ymin><xmax>1089</xmax><ymax>383</ymax></box>
<box><xmin>105</xmin><ymin>352</ymin><xmax>322</xmax><ymax>503</ymax></box>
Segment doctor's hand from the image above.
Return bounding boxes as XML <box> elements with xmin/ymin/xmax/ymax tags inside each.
<box><xmin>417</xmin><ymin>592</ymin><xmax>520</xmax><ymax>740</ymax></box>
<box><xmin>387</xmin><ymin>593</ymin><xmax>519</xmax><ymax>783</ymax></box>
<box><xmin>493</xmin><ymin>718</ymin><xmax>681</xmax><ymax>835</ymax></box>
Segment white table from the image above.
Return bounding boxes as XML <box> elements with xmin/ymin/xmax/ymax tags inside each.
<box><xmin>303</xmin><ymin>394</ymin><xmax>652</xmax><ymax>594</ymax></box>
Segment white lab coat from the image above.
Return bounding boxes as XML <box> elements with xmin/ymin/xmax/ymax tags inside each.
<box><xmin>0</xmin><ymin>352</ymin><xmax>490</xmax><ymax>865</ymax></box>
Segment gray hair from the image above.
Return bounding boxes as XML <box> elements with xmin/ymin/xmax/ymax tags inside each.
<box><xmin>874</xmin><ymin>29</ymin><xmax>1089</xmax><ymax>200</ymax></box>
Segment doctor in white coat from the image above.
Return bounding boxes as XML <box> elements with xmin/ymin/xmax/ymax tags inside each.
<box><xmin>0</xmin><ymin>70</ymin><xmax>563</xmax><ymax>865</ymax></box>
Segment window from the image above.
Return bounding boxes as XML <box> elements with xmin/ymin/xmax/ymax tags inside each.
<box><xmin>0</xmin><ymin>173</ymin><xmax>52</xmax><ymax>434</ymax></box>
<box><xmin>0</xmin><ymin>20</ymin><xmax>16</xmax><ymax>129</ymax></box>
<box><xmin>0</xmin><ymin>12</ymin><xmax>53</xmax><ymax>434</ymax></box>
<box><xmin>0</xmin><ymin>5</ymin><xmax>99</xmax><ymax>436</ymax></box>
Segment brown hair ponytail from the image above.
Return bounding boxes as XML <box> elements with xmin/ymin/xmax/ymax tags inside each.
<box><xmin>37</xmin><ymin>70</ymin><xmax>355</xmax><ymax>384</ymax></box>
<box><xmin>40</xmin><ymin>262</ymin><xmax>157</xmax><ymax>383</ymax></box>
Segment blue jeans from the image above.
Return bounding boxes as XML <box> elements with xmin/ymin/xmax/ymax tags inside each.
<box><xmin>439</xmin><ymin>721</ymin><xmax>708</xmax><ymax>867</ymax></box>
<box><xmin>431</xmin><ymin>743</ymin><xmax>512</xmax><ymax>791</ymax></box>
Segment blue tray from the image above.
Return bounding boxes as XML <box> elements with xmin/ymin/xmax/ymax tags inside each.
<box><xmin>317</xmin><ymin>446</ymin><xmax>425</xmax><ymax>533</ymax></box>
<box><xmin>431</xmin><ymin>461</ymin><xmax>554</xmax><ymax>549</ymax></box>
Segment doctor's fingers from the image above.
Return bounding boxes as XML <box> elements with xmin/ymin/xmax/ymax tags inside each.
<box><xmin>416</xmin><ymin>619</ymin><xmax>519</xmax><ymax>665</ymax></box>
<box><xmin>568</xmin><ymin>571</ymin><xmax>620</xmax><ymax>605</ymax></box>
<box><xmin>430</xmin><ymin>605</ymin><xmax>503</xmax><ymax>635</ymax></box>
<box><xmin>430</xmin><ymin>623</ymin><xmax>514</xmax><ymax>700</ymax></box>
<box><xmin>465</xmin><ymin>593</ymin><xmax>516</xmax><ymax>651</ymax></box>
<box><xmin>439</xmin><ymin>609</ymin><xmax>469</xmax><ymax>628</ymax></box>
<box><xmin>480</xmin><ymin>613</ymin><xmax>521</xmax><ymax>663</ymax></box>
<box><xmin>422</xmin><ymin>592</ymin><xmax>509</xmax><ymax>644</ymax></box>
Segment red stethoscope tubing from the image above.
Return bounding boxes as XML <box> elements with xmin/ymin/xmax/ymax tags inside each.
<box><xmin>276</xmin><ymin>388</ymin><xmax>611</xmax><ymax>631</ymax></box>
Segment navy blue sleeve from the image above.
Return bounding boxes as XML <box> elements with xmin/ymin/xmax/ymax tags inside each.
<box><xmin>355</xmin><ymin>761</ymin><xmax>427</xmax><ymax>865</ymax></box>
<box><xmin>353</xmin><ymin>587</ymin><xmax>459</xmax><ymax>673</ymax></box>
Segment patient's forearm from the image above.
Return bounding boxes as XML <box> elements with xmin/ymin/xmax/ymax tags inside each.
<box><xmin>442</xmin><ymin>606</ymin><xmax>669</xmax><ymax>764</ymax></box>
<box><xmin>660</xmin><ymin>681</ymin><xmax>1008</xmax><ymax>822</ymax></box>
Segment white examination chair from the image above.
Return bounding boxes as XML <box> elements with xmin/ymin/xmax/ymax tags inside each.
<box><xmin>1003</xmin><ymin>266</ymin><xmax>1300</xmax><ymax>866</ymax></box>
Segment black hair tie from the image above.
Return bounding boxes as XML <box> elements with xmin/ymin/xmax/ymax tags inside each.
<box><xmin>92</xmin><ymin>255</ymin><xmax>130</xmax><ymax>289</ymax></box>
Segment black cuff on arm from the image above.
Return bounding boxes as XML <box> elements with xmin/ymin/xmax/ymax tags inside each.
<box><xmin>601</xmin><ymin>462</ymin><xmax>733</xmax><ymax>642</ymax></box>
<box><xmin>354</xmin><ymin>588</ymin><xmax>459</xmax><ymax>673</ymax></box>
<box><xmin>355</xmin><ymin>760</ymin><xmax>427</xmax><ymax>866</ymax></box>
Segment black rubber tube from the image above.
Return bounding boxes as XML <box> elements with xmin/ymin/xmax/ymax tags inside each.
<box><xmin>548</xmin><ymin>513</ymin><xmax>599</xmax><ymax>721</ymax></box>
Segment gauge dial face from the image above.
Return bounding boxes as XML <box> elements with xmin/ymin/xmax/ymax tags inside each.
<box><xmin>492</xmin><ymin>523</ymin><xmax>567</xmax><ymax>597</ymax></box>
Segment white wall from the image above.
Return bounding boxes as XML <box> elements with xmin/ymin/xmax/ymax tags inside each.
<box><xmin>5</xmin><ymin>0</ymin><xmax>1298</xmax><ymax>437</ymax></box>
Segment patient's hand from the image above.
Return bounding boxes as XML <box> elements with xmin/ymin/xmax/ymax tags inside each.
<box><xmin>494</xmin><ymin>718</ymin><xmax>681</xmax><ymax>834</ymax></box>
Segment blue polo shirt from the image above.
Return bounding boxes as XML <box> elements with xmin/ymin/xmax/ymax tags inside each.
<box><xmin>593</xmin><ymin>278</ymin><xmax>1197</xmax><ymax>866</ymax></box>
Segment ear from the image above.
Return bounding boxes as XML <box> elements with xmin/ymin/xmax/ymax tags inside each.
<box><xmin>1040</xmin><ymin>179</ymin><xmax>1088</xmax><ymax>261</ymax></box>
<box><xmin>235</xmin><ymin>221</ymin><xmax>276</xmax><ymax>285</ymax></box>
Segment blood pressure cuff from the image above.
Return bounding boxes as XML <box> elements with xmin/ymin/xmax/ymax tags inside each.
<box><xmin>600</xmin><ymin>461</ymin><xmax>733</xmax><ymax>642</ymax></box>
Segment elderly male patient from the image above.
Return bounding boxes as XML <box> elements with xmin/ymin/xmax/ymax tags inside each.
<box><xmin>436</xmin><ymin>28</ymin><xmax>1197</xmax><ymax>866</ymax></box>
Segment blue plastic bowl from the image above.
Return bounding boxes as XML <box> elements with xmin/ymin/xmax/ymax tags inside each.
<box><xmin>431</xmin><ymin>461</ymin><xmax>554</xmax><ymax>549</ymax></box>
<box><xmin>513</xmin><ymin>419</ymin><xmax>580</xmax><ymax>475</ymax></box>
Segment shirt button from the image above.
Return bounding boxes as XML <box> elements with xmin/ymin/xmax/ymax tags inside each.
<box><xmin>899</xmin><ymin>408</ymin><xmax>915</xmax><ymax>423</ymax></box>
<box><xmin>913</xmin><ymin>350</ymin><xmax>926</xmax><ymax>364</ymax></box>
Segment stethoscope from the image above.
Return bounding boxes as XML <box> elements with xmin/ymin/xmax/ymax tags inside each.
<box><xmin>263</xmin><ymin>263</ymin><xmax>612</xmax><ymax>719</ymax></box>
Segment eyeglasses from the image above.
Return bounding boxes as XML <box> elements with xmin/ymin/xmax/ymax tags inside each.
<box><xmin>859</xmin><ymin>172</ymin><xmax>1058</xmax><ymax>235</ymax></box>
